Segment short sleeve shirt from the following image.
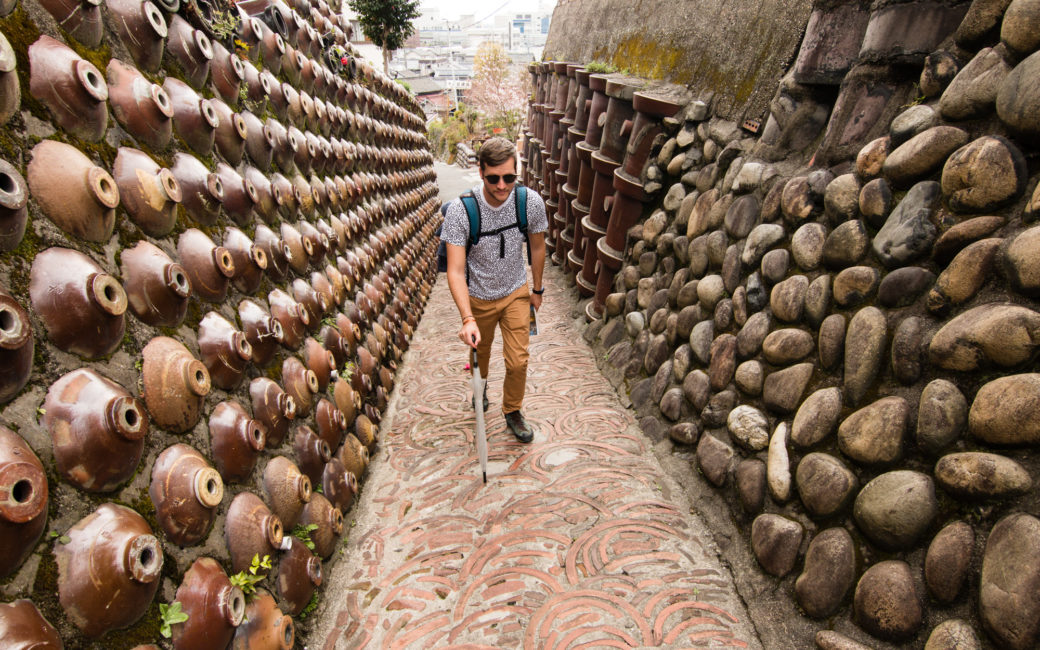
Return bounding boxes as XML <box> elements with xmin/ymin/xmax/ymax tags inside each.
<box><xmin>440</xmin><ymin>184</ymin><xmax>548</xmax><ymax>301</ymax></box>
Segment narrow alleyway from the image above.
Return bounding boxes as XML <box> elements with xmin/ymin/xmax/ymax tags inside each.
<box><xmin>308</xmin><ymin>261</ymin><xmax>760</xmax><ymax>649</ymax></box>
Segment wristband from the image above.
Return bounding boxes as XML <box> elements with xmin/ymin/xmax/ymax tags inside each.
<box><xmin>462</xmin><ymin>315</ymin><xmax>475</xmax><ymax>324</ymax></box>
<box><xmin>532</xmin><ymin>288</ymin><xmax>544</xmax><ymax>295</ymax></box>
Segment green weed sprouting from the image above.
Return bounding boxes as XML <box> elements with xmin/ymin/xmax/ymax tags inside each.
<box><xmin>292</xmin><ymin>523</ymin><xmax>320</xmax><ymax>551</ymax></box>
<box><xmin>159</xmin><ymin>601</ymin><xmax>189</xmax><ymax>638</ymax></box>
<box><xmin>229</xmin><ymin>554</ymin><xmax>272</xmax><ymax>597</ymax></box>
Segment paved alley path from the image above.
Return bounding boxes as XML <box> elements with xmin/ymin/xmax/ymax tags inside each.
<box><xmin>311</xmin><ymin>265</ymin><xmax>760</xmax><ymax>649</ymax></box>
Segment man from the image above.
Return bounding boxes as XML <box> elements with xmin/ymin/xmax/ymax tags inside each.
<box><xmin>440</xmin><ymin>137</ymin><xmax>547</xmax><ymax>442</ymax></box>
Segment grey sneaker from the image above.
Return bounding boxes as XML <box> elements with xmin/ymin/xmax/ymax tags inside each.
<box><xmin>504</xmin><ymin>411</ymin><xmax>533</xmax><ymax>443</ymax></box>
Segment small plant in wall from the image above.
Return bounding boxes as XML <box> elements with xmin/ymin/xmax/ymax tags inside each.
<box><xmin>159</xmin><ymin>601</ymin><xmax>189</xmax><ymax>638</ymax></box>
<box><xmin>229</xmin><ymin>553</ymin><xmax>272</xmax><ymax>598</ymax></box>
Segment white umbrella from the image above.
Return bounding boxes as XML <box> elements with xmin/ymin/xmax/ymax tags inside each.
<box><xmin>471</xmin><ymin>347</ymin><xmax>488</xmax><ymax>483</ymax></box>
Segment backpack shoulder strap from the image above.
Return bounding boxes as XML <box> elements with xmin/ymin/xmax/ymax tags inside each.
<box><xmin>514</xmin><ymin>185</ymin><xmax>528</xmax><ymax>233</ymax></box>
<box><xmin>459</xmin><ymin>191</ymin><xmax>480</xmax><ymax>250</ymax></box>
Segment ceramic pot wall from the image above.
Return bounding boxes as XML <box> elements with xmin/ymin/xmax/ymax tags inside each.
<box><xmin>0</xmin><ymin>158</ymin><xmax>28</xmax><ymax>253</ymax></box>
<box><xmin>106</xmin><ymin>58</ymin><xmax>174</xmax><ymax>149</ymax></box>
<box><xmin>0</xmin><ymin>599</ymin><xmax>62</xmax><ymax>648</ymax></box>
<box><xmin>113</xmin><ymin>147</ymin><xmax>182</xmax><ymax>237</ymax></box>
<box><xmin>275</xmin><ymin>537</ymin><xmax>321</xmax><ymax>615</ymax></box>
<box><xmin>262</xmin><ymin>455</ymin><xmax>311</xmax><ymax>529</ymax></box>
<box><xmin>28</xmin><ymin>36</ymin><xmax>108</xmax><ymax>140</ymax></box>
<box><xmin>238</xmin><ymin>299</ymin><xmax>283</xmax><ymax>366</ymax></box>
<box><xmin>224</xmin><ymin>492</ymin><xmax>287</xmax><ymax>573</ymax></box>
<box><xmin>43</xmin><ymin>368</ymin><xmax>148</xmax><ymax>492</ymax></box>
<box><xmin>177</xmin><ymin>228</ymin><xmax>235</xmax><ymax>303</ymax></box>
<box><xmin>29</xmin><ymin>247</ymin><xmax>127</xmax><ymax>359</ymax></box>
<box><xmin>250</xmin><ymin>376</ymin><xmax>296</xmax><ymax>447</ymax></box>
<box><xmin>230</xmin><ymin>589</ymin><xmax>293</xmax><ymax>650</ymax></box>
<box><xmin>198</xmin><ymin>311</ymin><xmax>253</xmax><ymax>390</ymax></box>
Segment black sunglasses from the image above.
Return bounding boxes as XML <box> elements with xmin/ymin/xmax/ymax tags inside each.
<box><xmin>484</xmin><ymin>174</ymin><xmax>517</xmax><ymax>185</ymax></box>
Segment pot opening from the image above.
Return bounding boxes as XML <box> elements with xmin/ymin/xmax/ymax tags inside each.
<box><xmin>0</xmin><ymin>171</ymin><xmax>14</xmax><ymax>194</ymax></box>
<box><xmin>11</xmin><ymin>479</ymin><xmax>32</xmax><ymax>504</ymax></box>
<box><xmin>0</xmin><ymin>306</ymin><xmax>13</xmax><ymax>333</ymax></box>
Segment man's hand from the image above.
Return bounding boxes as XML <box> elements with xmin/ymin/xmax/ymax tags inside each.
<box><xmin>459</xmin><ymin>319</ymin><xmax>480</xmax><ymax>348</ymax></box>
<box><xmin>530</xmin><ymin>292</ymin><xmax>542</xmax><ymax>311</ymax></box>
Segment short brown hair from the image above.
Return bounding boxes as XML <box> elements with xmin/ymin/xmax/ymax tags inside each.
<box><xmin>478</xmin><ymin>137</ymin><xmax>516</xmax><ymax>170</ymax></box>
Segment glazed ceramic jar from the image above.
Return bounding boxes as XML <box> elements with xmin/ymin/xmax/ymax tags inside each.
<box><xmin>275</xmin><ymin>537</ymin><xmax>321</xmax><ymax>615</ymax></box>
<box><xmin>0</xmin><ymin>291</ymin><xmax>32</xmax><ymax>405</ymax></box>
<box><xmin>29</xmin><ymin>247</ymin><xmax>127</xmax><ymax>359</ymax></box>
<box><xmin>0</xmin><ymin>158</ymin><xmax>27</xmax><ymax>253</ymax></box>
<box><xmin>281</xmin><ymin>356</ymin><xmax>319</xmax><ymax>418</ymax></box>
<box><xmin>170</xmin><ymin>152</ymin><xmax>223</xmax><ymax>225</ymax></box>
<box><xmin>238</xmin><ymin>299</ymin><xmax>283</xmax><ymax>366</ymax></box>
<box><xmin>26</xmin><ymin>140</ymin><xmax>119</xmax><ymax>242</ymax></box>
<box><xmin>198</xmin><ymin>311</ymin><xmax>253</xmax><ymax>390</ymax></box>
<box><xmin>0</xmin><ymin>599</ymin><xmax>62</xmax><ymax>648</ymax></box>
<box><xmin>149</xmin><ymin>444</ymin><xmax>224</xmax><ymax>546</ymax></box>
<box><xmin>209</xmin><ymin>399</ymin><xmax>265</xmax><ymax>484</ymax></box>
<box><xmin>250</xmin><ymin>377</ymin><xmax>297</xmax><ymax>447</ymax></box>
<box><xmin>106</xmin><ymin>58</ymin><xmax>173</xmax><ymax>149</ymax></box>
<box><xmin>28</xmin><ymin>36</ymin><xmax>108</xmax><ymax>140</ymax></box>
<box><xmin>225</xmin><ymin>492</ymin><xmax>288</xmax><ymax>573</ymax></box>
<box><xmin>321</xmin><ymin>457</ymin><xmax>356</xmax><ymax>513</ymax></box>
<box><xmin>0</xmin><ymin>426</ymin><xmax>48</xmax><ymax>579</ymax></box>
<box><xmin>106</xmin><ymin>0</ymin><xmax>167</xmax><ymax>72</ymax></box>
<box><xmin>177</xmin><ymin>228</ymin><xmax>235</xmax><ymax>303</ymax></box>
<box><xmin>291</xmin><ymin>425</ymin><xmax>330</xmax><ymax>485</ymax></box>
<box><xmin>120</xmin><ymin>240</ymin><xmax>192</xmax><ymax>327</ymax></box>
<box><xmin>166</xmin><ymin>14</ymin><xmax>213</xmax><ymax>89</ymax></box>
<box><xmin>262</xmin><ymin>455</ymin><xmax>311</xmax><ymax>529</ymax></box>
<box><xmin>141</xmin><ymin>336</ymin><xmax>211</xmax><ymax>432</ymax></box>
<box><xmin>43</xmin><ymin>368</ymin><xmax>148</xmax><ymax>492</ymax></box>
<box><xmin>56</xmin><ymin>504</ymin><xmax>163</xmax><ymax>637</ymax></box>
<box><xmin>113</xmin><ymin>146</ymin><xmax>182</xmax><ymax>237</ymax></box>
<box><xmin>38</xmin><ymin>0</ymin><xmax>103</xmax><ymax>46</ymax></box>
<box><xmin>172</xmin><ymin>557</ymin><xmax>245</xmax><ymax>650</ymax></box>
<box><xmin>297</xmin><ymin>493</ymin><xmax>342</xmax><ymax>559</ymax></box>
<box><xmin>230</xmin><ymin>589</ymin><xmax>293</xmax><ymax>650</ymax></box>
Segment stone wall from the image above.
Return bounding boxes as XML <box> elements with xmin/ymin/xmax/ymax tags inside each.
<box><xmin>542</xmin><ymin>0</ymin><xmax>815</xmax><ymax>124</ymax></box>
<box><xmin>526</xmin><ymin>0</ymin><xmax>1040</xmax><ymax>647</ymax></box>
<box><xmin>0</xmin><ymin>0</ymin><xmax>439</xmax><ymax>646</ymax></box>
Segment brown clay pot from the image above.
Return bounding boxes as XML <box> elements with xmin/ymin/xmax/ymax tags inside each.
<box><xmin>291</xmin><ymin>174</ymin><xmax>316</xmax><ymax>217</ymax></box>
<box><xmin>335</xmin><ymin>312</ymin><xmax>362</xmax><ymax>357</ymax></box>
<box><xmin>298</xmin><ymin>219</ymin><xmax>328</xmax><ymax>264</ymax></box>
<box><xmin>250</xmin><ymin>377</ymin><xmax>296</xmax><ymax>447</ymax></box>
<box><xmin>291</xmin><ymin>425</ymin><xmax>329</xmax><ymax>486</ymax></box>
<box><xmin>44</xmin><ymin>368</ymin><xmax>148</xmax><ymax>492</ymax></box>
<box><xmin>164</xmin><ymin>77</ymin><xmax>219</xmax><ymax>156</ymax></box>
<box><xmin>142</xmin><ymin>336</ymin><xmax>211</xmax><ymax>432</ymax></box>
<box><xmin>0</xmin><ymin>599</ymin><xmax>62</xmax><ymax>648</ymax></box>
<box><xmin>242</xmin><ymin>60</ymin><xmax>268</xmax><ymax>107</ymax></box>
<box><xmin>354</xmin><ymin>413</ymin><xmax>377</xmax><ymax>448</ymax></box>
<box><xmin>297</xmin><ymin>493</ymin><xmax>342</xmax><ymax>559</ymax></box>
<box><xmin>230</xmin><ymin>589</ymin><xmax>293</xmax><ymax>650</ymax></box>
<box><xmin>303</xmin><ymin>338</ymin><xmax>336</xmax><ymax>392</ymax></box>
<box><xmin>224</xmin><ymin>492</ymin><xmax>287</xmax><ymax>573</ymax></box>
<box><xmin>0</xmin><ymin>32</ymin><xmax>18</xmax><ymax>126</ymax></box>
<box><xmin>38</xmin><ymin>0</ymin><xmax>102</xmax><ymax>48</ymax></box>
<box><xmin>314</xmin><ymin>397</ymin><xmax>345</xmax><ymax>451</ymax></box>
<box><xmin>267</xmin><ymin>288</ymin><xmax>309</xmax><ymax>350</ymax></box>
<box><xmin>177</xmin><ymin>228</ymin><xmax>235</xmax><ymax>303</ymax></box>
<box><xmin>210</xmin><ymin>98</ymin><xmax>248</xmax><ymax>165</ymax></box>
<box><xmin>107</xmin><ymin>0</ymin><xmax>167</xmax><ymax>73</ymax></box>
<box><xmin>149</xmin><ymin>443</ymin><xmax>224</xmax><ymax>546</ymax></box>
<box><xmin>241</xmin><ymin>110</ymin><xmax>275</xmax><ymax>170</ymax></box>
<box><xmin>275</xmin><ymin>537</ymin><xmax>321</xmax><ymax>615</ymax></box>
<box><xmin>26</xmin><ymin>140</ymin><xmax>119</xmax><ymax>242</ymax></box>
<box><xmin>106</xmin><ymin>58</ymin><xmax>173</xmax><ymax>150</ymax></box>
<box><xmin>166</xmin><ymin>14</ymin><xmax>213</xmax><ymax>89</ymax></box>
<box><xmin>244</xmin><ymin>165</ymin><xmax>279</xmax><ymax>223</ymax></box>
<box><xmin>321</xmin><ymin>457</ymin><xmax>356</xmax><ymax>513</ymax></box>
<box><xmin>0</xmin><ymin>292</ymin><xmax>33</xmax><ymax>405</ymax></box>
<box><xmin>215</xmin><ymin>162</ymin><xmax>259</xmax><ymax>225</ymax></box>
<box><xmin>291</xmin><ymin>278</ymin><xmax>328</xmax><ymax>331</ymax></box>
<box><xmin>281</xmin><ymin>222</ymin><xmax>311</xmax><ymax>274</ymax></box>
<box><xmin>319</xmin><ymin>324</ymin><xmax>348</xmax><ymax>369</ymax></box>
<box><xmin>289</xmin><ymin>125</ymin><xmax>311</xmax><ymax>173</ymax></box>
<box><xmin>170</xmin><ymin>152</ymin><xmax>223</xmax><ymax>225</ymax></box>
<box><xmin>332</xmin><ymin>377</ymin><xmax>361</xmax><ymax>426</ymax></box>
<box><xmin>113</xmin><ymin>146</ymin><xmax>182</xmax><ymax>237</ymax></box>
<box><xmin>0</xmin><ymin>426</ymin><xmax>48</xmax><ymax>579</ymax></box>
<box><xmin>238</xmin><ymin>299</ymin><xmax>283</xmax><ymax>366</ymax></box>
<box><xmin>210</xmin><ymin>40</ymin><xmax>245</xmax><ymax>105</ymax></box>
<box><xmin>267</xmin><ymin>117</ymin><xmax>296</xmax><ymax>173</ymax></box>
<box><xmin>336</xmin><ymin>432</ymin><xmax>369</xmax><ymax>481</ymax></box>
<box><xmin>222</xmin><ymin>227</ymin><xmax>267</xmax><ymax>295</ymax></box>
<box><xmin>209</xmin><ymin>400</ymin><xmax>266</xmax><ymax>483</ymax></box>
<box><xmin>199</xmin><ymin>311</ymin><xmax>253</xmax><ymax>390</ymax></box>
<box><xmin>270</xmin><ymin>171</ymin><xmax>297</xmax><ymax>219</ymax></box>
<box><xmin>120</xmin><ymin>240</ymin><xmax>191</xmax><ymax>327</ymax></box>
<box><xmin>262</xmin><ymin>455</ymin><xmax>311</xmax><ymax>529</ymax></box>
<box><xmin>29</xmin><ymin>247</ymin><xmax>126</xmax><ymax>359</ymax></box>
<box><xmin>281</xmin><ymin>356</ymin><xmax>319</xmax><ymax>418</ymax></box>
<box><xmin>172</xmin><ymin>557</ymin><xmax>245</xmax><ymax>650</ymax></box>
<box><xmin>255</xmin><ymin>224</ymin><xmax>293</xmax><ymax>283</ymax></box>
<box><xmin>56</xmin><ymin>504</ymin><xmax>163</xmax><ymax>637</ymax></box>
<box><xmin>28</xmin><ymin>36</ymin><xmax>107</xmax><ymax>140</ymax></box>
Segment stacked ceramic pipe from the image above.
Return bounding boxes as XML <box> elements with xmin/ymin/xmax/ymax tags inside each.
<box><xmin>521</xmin><ymin>64</ymin><xmax>687</xmax><ymax>322</ymax></box>
<box><xmin>0</xmin><ymin>0</ymin><xmax>439</xmax><ymax>646</ymax></box>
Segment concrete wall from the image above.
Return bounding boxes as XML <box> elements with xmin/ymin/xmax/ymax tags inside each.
<box><xmin>543</xmin><ymin>0</ymin><xmax>814</xmax><ymax>123</ymax></box>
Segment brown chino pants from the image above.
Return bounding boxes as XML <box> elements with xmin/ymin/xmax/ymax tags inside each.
<box><xmin>470</xmin><ymin>284</ymin><xmax>530</xmax><ymax>414</ymax></box>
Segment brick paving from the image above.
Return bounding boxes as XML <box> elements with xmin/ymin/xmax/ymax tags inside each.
<box><xmin>311</xmin><ymin>266</ymin><xmax>761</xmax><ymax>649</ymax></box>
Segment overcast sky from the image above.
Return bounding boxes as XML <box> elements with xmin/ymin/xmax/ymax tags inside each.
<box><xmin>419</xmin><ymin>0</ymin><xmax>554</xmax><ymax>24</ymax></box>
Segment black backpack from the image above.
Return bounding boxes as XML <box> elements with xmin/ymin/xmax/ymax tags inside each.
<box><xmin>437</xmin><ymin>185</ymin><xmax>530</xmax><ymax>272</ymax></box>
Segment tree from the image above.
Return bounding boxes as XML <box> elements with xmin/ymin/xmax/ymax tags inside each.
<box><xmin>465</xmin><ymin>42</ymin><xmax>527</xmax><ymax>140</ymax></box>
<box><xmin>348</xmin><ymin>0</ymin><xmax>421</xmax><ymax>76</ymax></box>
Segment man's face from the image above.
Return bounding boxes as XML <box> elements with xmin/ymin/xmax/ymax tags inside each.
<box><xmin>480</xmin><ymin>158</ymin><xmax>517</xmax><ymax>207</ymax></box>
